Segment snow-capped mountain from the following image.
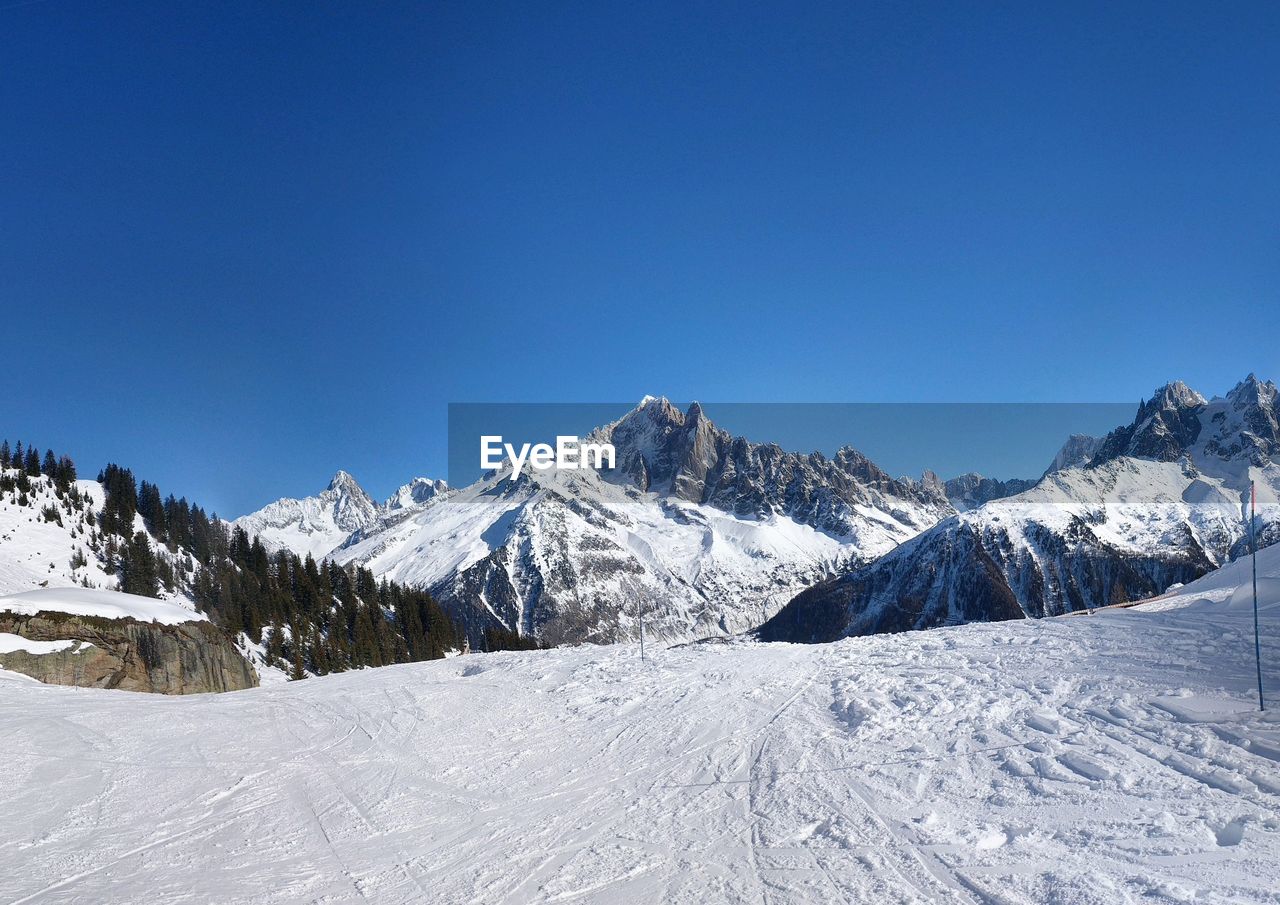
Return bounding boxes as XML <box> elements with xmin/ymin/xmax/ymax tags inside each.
<box><xmin>589</xmin><ymin>397</ymin><xmax>950</xmax><ymax>538</ymax></box>
<box><xmin>232</xmin><ymin>471</ymin><xmax>380</xmax><ymax>560</ymax></box>
<box><xmin>383</xmin><ymin>477</ymin><xmax>449</xmax><ymax>513</ymax></box>
<box><xmin>761</xmin><ymin>375</ymin><xmax>1280</xmax><ymax>643</ymax></box>
<box><xmin>331</xmin><ymin>398</ymin><xmax>955</xmax><ymax>645</ymax></box>
<box><xmin>233</xmin><ymin>472</ymin><xmax>452</xmax><ymax>562</ymax></box>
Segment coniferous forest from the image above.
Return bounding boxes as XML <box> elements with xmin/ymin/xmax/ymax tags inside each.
<box><xmin>0</xmin><ymin>439</ymin><xmax>481</xmax><ymax>677</ymax></box>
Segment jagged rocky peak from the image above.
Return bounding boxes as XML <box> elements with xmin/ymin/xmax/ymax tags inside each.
<box><xmin>322</xmin><ymin>471</ymin><xmax>379</xmax><ymax>532</ymax></box>
<box><xmin>327</xmin><ymin>469</ymin><xmax>361</xmax><ymax>492</ymax></box>
<box><xmin>1228</xmin><ymin>372</ymin><xmax>1277</xmax><ymax>407</ymax></box>
<box><xmin>628</xmin><ymin>394</ymin><xmax>687</xmax><ymax>428</ymax></box>
<box><xmin>920</xmin><ymin>469</ymin><xmax>946</xmax><ymax>495</ymax></box>
<box><xmin>1200</xmin><ymin>373</ymin><xmax>1280</xmax><ymax>464</ymax></box>
<box><xmin>942</xmin><ymin>473</ymin><xmax>1036</xmax><ymax>511</ymax></box>
<box><xmin>668</xmin><ymin>401</ymin><xmax>727</xmax><ymax>503</ymax></box>
<box><xmin>232</xmin><ymin>469</ymin><xmax>381</xmax><ymax>560</ymax></box>
<box><xmin>590</xmin><ymin>396</ymin><xmax>951</xmax><ymax>536</ymax></box>
<box><xmin>1143</xmin><ymin>380</ymin><xmax>1208</xmax><ymax>417</ymax></box>
<box><xmin>384</xmin><ymin>477</ymin><xmax>449</xmax><ymax>511</ymax></box>
<box><xmin>591</xmin><ymin>397</ymin><xmax>728</xmax><ymax>496</ymax></box>
<box><xmin>1088</xmin><ymin>375</ymin><xmax>1279</xmax><ymax>467</ymax></box>
<box><xmin>1045</xmin><ymin>434</ymin><xmax>1101</xmax><ymax>474</ymax></box>
<box><xmin>1093</xmin><ymin>380</ymin><xmax>1209</xmax><ymax>464</ymax></box>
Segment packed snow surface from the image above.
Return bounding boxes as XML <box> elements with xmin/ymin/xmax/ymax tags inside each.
<box><xmin>0</xmin><ymin>587</ymin><xmax>205</xmax><ymax>625</ymax></box>
<box><xmin>1146</xmin><ymin>541</ymin><xmax>1280</xmax><ymax>611</ymax></box>
<box><xmin>2</xmin><ymin>601</ymin><xmax>1278</xmax><ymax>903</ymax></box>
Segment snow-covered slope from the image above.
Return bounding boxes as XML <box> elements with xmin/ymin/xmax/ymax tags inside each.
<box><xmin>0</xmin><ymin>463</ymin><xmax>207</xmax><ymax>610</ymax></box>
<box><xmin>334</xmin><ymin>398</ymin><xmax>954</xmax><ymax>645</ymax></box>
<box><xmin>1143</xmin><ymin>538</ymin><xmax>1280</xmax><ymax>611</ymax></box>
<box><xmin>763</xmin><ymin>376</ymin><xmax>1280</xmax><ymax>642</ymax></box>
<box><xmin>0</xmin><ymin>471</ymin><xmax>113</xmax><ymax>595</ymax></box>
<box><xmin>2</xmin><ymin>597</ymin><xmax>1277</xmax><ymax>903</ymax></box>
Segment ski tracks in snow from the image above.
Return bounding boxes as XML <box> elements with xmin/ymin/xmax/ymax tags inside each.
<box><xmin>1</xmin><ymin>601</ymin><xmax>1279</xmax><ymax>904</ymax></box>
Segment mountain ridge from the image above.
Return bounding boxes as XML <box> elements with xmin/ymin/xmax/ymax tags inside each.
<box><xmin>233</xmin><ymin>471</ymin><xmax>449</xmax><ymax>561</ymax></box>
<box><xmin>328</xmin><ymin>398</ymin><xmax>956</xmax><ymax>645</ymax></box>
<box><xmin>760</xmin><ymin>375</ymin><xmax>1280</xmax><ymax>644</ymax></box>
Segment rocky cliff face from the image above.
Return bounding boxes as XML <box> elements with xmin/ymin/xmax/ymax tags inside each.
<box><xmin>940</xmin><ymin>472</ymin><xmax>1036</xmax><ymax>511</ymax></box>
<box><xmin>591</xmin><ymin>397</ymin><xmax>952</xmax><ymax>537</ymax></box>
<box><xmin>1092</xmin><ymin>381</ymin><xmax>1208</xmax><ymax>464</ymax></box>
<box><xmin>1044</xmin><ymin>434</ymin><xmax>1102</xmax><ymax>474</ymax></box>
<box><xmin>0</xmin><ymin>611</ymin><xmax>257</xmax><ymax>693</ymax></box>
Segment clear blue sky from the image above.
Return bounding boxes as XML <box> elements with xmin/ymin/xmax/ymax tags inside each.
<box><xmin>2</xmin><ymin>1</ymin><xmax>1276</xmax><ymax>516</ymax></box>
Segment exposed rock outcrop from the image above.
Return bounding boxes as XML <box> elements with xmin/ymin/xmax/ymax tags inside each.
<box><xmin>0</xmin><ymin>611</ymin><xmax>257</xmax><ymax>693</ymax></box>
<box><xmin>942</xmin><ymin>472</ymin><xmax>1037</xmax><ymax>511</ymax></box>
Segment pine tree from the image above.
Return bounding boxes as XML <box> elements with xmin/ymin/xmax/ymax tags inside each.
<box><xmin>119</xmin><ymin>531</ymin><xmax>161</xmax><ymax>597</ymax></box>
<box><xmin>98</xmin><ymin>464</ymin><xmax>139</xmax><ymax>537</ymax></box>
<box><xmin>353</xmin><ymin>606</ymin><xmax>379</xmax><ymax>667</ymax></box>
<box><xmin>138</xmin><ymin>481</ymin><xmax>168</xmax><ymax>544</ymax></box>
<box><xmin>265</xmin><ymin>624</ymin><xmax>285</xmax><ymax>662</ymax></box>
<box><xmin>309</xmin><ymin>626</ymin><xmax>329</xmax><ymax>675</ymax></box>
<box><xmin>54</xmin><ymin>456</ymin><xmax>76</xmax><ymax>493</ymax></box>
<box><xmin>290</xmin><ymin>640</ymin><xmax>306</xmax><ymax>681</ymax></box>
<box><xmin>0</xmin><ymin>443</ymin><xmax>468</xmax><ymax>680</ymax></box>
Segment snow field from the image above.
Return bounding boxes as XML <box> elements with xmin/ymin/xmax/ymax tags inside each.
<box><xmin>0</xmin><ymin>587</ymin><xmax>205</xmax><ymax>625</ymax></box>
<box><xmin>1</xmin><ymin>594</ymin><xmax>1278</xmax><ymax>904</ymax></box>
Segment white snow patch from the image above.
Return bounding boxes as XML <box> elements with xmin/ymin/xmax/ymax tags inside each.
<box><xmin>0</xmin><ymin>587</ymin><xmax>205</xmax><ymax>625</ymax></box>
<box><xmin>0</xmin><ymin>633</ymin><xmax>92</xmax><ymax>655</ymax></box>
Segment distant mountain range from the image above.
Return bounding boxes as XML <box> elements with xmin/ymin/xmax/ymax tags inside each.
<box><xmin>760</xmin><ymin>375</ymin><xmax>1280</xmax><ymax>643</ymax></box>
<box><xmin>224</xmin><ymin>378</ymin><xmax>1278</xmax><ymax>648</ymax></box>
<box><xmin>233</xmin><ymin>472</ymin><xmax>449</xmax><ymax>561</ymax></box>
<box><xmin>237</xmin><ymin>397</ymin><xmax>959</xmax><ymax>645</ymax></box>
<box><xmin>5</xmin><ymin>374</ymin><xmax>1277</xmax><ymax>651</ymax></box>
<box><xmin>4</xmin><ymin>372</ymin><xmax>1276</xmax><ymax>694</ymax></box>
